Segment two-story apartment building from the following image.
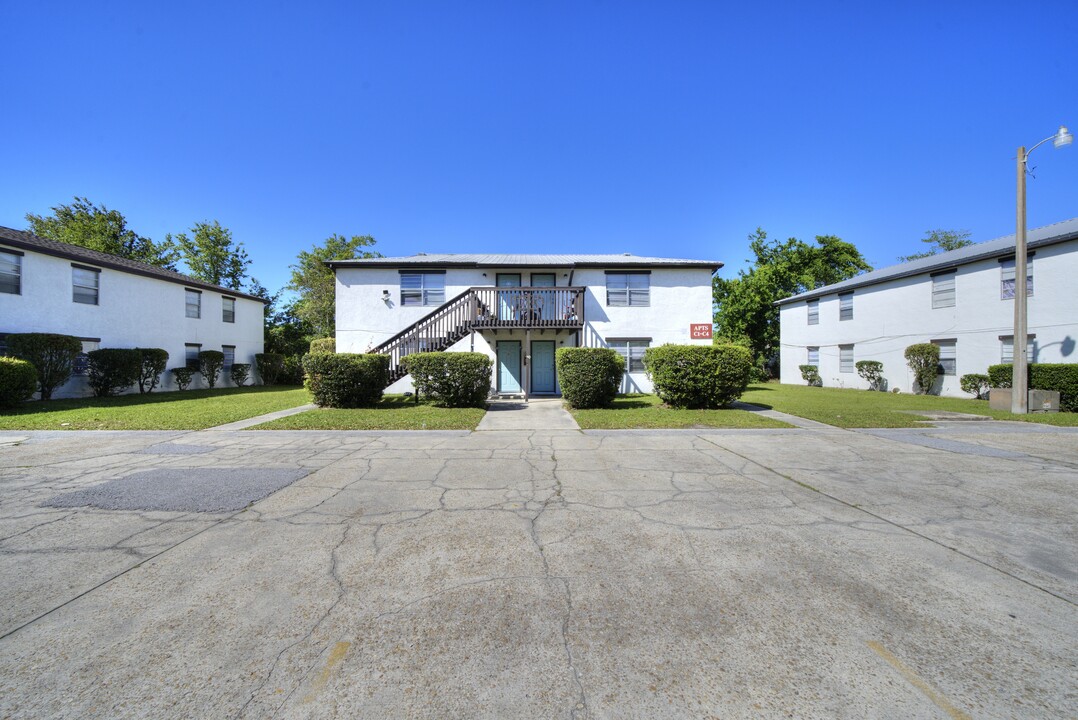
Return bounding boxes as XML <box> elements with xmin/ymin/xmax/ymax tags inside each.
<box><xmin>330</xmin><ymin>254</ymin><xmax>720</xmax><ymax>397</ymax></box>
<box><xmin>0</xmin><ymin>226</ymin><xmax>265</xmax><ymax>398</ymax></box>
<box><xmin>776</xmin><ymin>218</ymin><xmax>1078</xmax><ymax>396</ymax></box>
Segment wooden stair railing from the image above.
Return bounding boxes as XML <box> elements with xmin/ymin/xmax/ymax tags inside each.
<box><xmin>373</xmin><ymin>286</ymin><xmax>586</xmax><ymax>383</ymax></box>
<box><xmin>374</xmin><ymin>288</ymin><xmax>481</xmax><ymax>382</ymax></box>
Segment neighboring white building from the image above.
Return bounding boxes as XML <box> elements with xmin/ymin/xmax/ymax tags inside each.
<box><xmin>0</xmin><ymin>226</ymin><xmax>266</xmax><ymax>398</ymax></box>
<box><xmin>777</xmin><ymin>218</ymin><xmax>1078</xmax><ymax>396</ymax></box>
<box><xmin>331</xmin><ymin>254</ymin><xmax>720</xmax><ymax>397</ymax></box>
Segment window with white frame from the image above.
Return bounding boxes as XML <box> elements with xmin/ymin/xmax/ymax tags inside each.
<box><xmin>1000</xmin><ymin>335</ymin><xmax>1035</xmax><ymax>364</ymax></box>
<box><xmin>185</xmin><ymin>343</ymin><xmax>201</xmax><ymax>369</ymax></box>
<box><xmin>222</xmin><ymin>297</ymin><xmax>236</xmax><ymax>323</ymax></box>
<box><xmin>609</xmin><ymin>338</ymin><xmax>650</xmax><ymax>372</ymax></box>
<box><xmin>605</xmin><ymin>272</ymin><xmax>650</xmax><ymax>307</ymax></box>
<box><xmin>400</xmin><ymin>272</ymin><xmax>446</xmax><ymax>306</ymax></box>
<box><xmin>839</xmin><ymin>344</ymin><xmax>854</xmax><ymax>373</ymax></box>
<box><xmin>933</xmin><ymin>339</ymin><xmax>956</xmax><ymax>376</ymax></box>
<box><xmin>0</xmin><ymin>250</ymin><xmax>21</xmax><ymax>294</ymax></box>
<box><xmin>222</xmin><ymin>345</ymin><xmax>235</xmax><ymax>369</ymax></box>
<box><xmin>1000</xmin><ymin>257</ymin><xmax>1033</xmax><ymax>299</ymax></box>
<box><xmin>807</xmin><ymin>346</ymin><xmax>819</xmax><ymax>366</ymax></box>
<box><xmin>73</xmin><ymin>339</ymin><xmax>100</xmax><ymax>376</ymax></box>
<box><xmin>807</xmin><ymin>299</ymin><xmax>819</xmax><ymax>325</ymax></box>
<box><xmin>931</xmin><ymin>270</ymin><xmax>956</xmax><ymax>309</ymax></box>
<box><xmin>186</xmin><ymin>289</ymin><xmax>202</xmax><ymax>318</ymax></box>
<box><xmin>72</xmin><ymin>265</ymin><xmax>100</xmax><ymax>305</ymax></box>
<box><xmin>838</xmin><ymin>293</ymin><xmax>853</xmax><ymax>321</ymax></box>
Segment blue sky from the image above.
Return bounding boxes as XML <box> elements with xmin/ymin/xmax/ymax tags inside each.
<box><xmin>2</xmin><ymin>1</ymin><xmax>1075</xmax><ymax>296</ymax></box>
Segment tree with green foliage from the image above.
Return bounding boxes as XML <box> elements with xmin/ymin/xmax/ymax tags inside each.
<box><xmin>169</xmin><ymin>221</ymin><xmax>250</xmax><ymax>290</ymax></box>
<box><xmin>897</xmin><ymin>229</ymin><xmax>973</xmax><ymax>262</ymax></box>
<box><xmin>26</xmin><ymin>197</ymin><xmax>178</xmax><ymax>269</ymax></box>
<box><xmin>712</xmin><ymin>229</ymin><xmax>871</xmax><ymax>373</ymax></box>
<box><xmin>288</xmin><ymin>234</ymin><xmax>381</xmax><ymax>338</ymax></box>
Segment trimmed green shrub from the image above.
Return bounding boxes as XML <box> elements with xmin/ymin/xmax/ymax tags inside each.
<box><xmin>904</xmin><ymin>343</ymin><xmax>940</xmax><ymax>395</ymax></box>
<box><xmin>171</xmin><ymin>367</ymin><xmax>196</xmax><ymax>391</ymax></box>
<box><xmin>6</xmin><ymin>333</ymin><xmax>83</xmax><ymax>400</ymax></box>
<box><xmin>987</xmin><ymin>363</ymin><xmax>1012</xmax><ymax>389</ymax></box>
<box><xmin>86</xmin><ymin>348</ymin><xmax>141</xmax><ymax>397</ymax></box>
<box><xmin>198</xmin><ymin>351</ymin><xmax>225</xmax><ymax>388</ymax></box>
<box><xmin>0</xmin><ymin>357</ymin><xmax>37</xmax><ymax>408</ymax></box>
<box><xmin>309</xmin><ymin>337</ymin><xmax>336</xmax><ymax>354</ymax></box>
<box><xmin>230</xmin><ymin>363</ymin><xmax>252</xmax><ymax>387</ymax></box>
<box><xmin>960</xmin><ymin>373</ymin><xmax>990</xmax><ymax>400</ymax></box>
<box><xmin>556</xmin><ymin>347</ymin><xmax>623</xmax><ymax>409</ymax></box>
<box><xmin>855</xmin><ymin>360</ymin><xmax>884</xmax><ymax>391</ymax></box>
<box><xmin>644</xmin><ymin>343</ymin><xmax>753</xmax><ymax>409</ymax></box>
<box><xmin>799</xmin><ymin>364</ymin><xmax>821</xmax><ymax>386</ymax></box>
<box><xmin>255</xmin><ymin>352</ymin><xmax>284</xmax><ymax>385</ymax></box>
<box><xmin>280</xmin><ymin>354</ymin><xmax>305</xmax><ymax>385</ymax></box>
<box><xmin>135</xmin><ymin>348</ymin><xmax>169</xmax><ymax>393</ymax></box>
<box><xmin>988</xmin><ymin>363</ymin><xmax>1078</xmax><ymax>412</ymax></box>
<box><xmin>403</xmin><ymin>352</ymin><xmax>492</xmax><ymax>407</ymax></box>
<box><xmin>303</xmin><ymin>353</ymin><xmax>390</xmax><ymax>408</ymax></box>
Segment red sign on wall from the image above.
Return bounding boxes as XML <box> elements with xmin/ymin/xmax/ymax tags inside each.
<box><xmin>690</xmin><ymin>324</ymin><xmax>713</xmax><ymax>339</ymax></box>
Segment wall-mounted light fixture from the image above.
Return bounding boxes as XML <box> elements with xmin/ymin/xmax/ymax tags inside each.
<box><xmin>382</xmin><ymin>290</ymin><xmax>391</xmax><ymax>304</ymax></box>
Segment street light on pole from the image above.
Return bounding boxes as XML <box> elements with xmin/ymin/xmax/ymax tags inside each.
<box><xmin>1013</xmin><ymin>125</ymin><xmax>1072</xmax><ymax>414</ymax></box>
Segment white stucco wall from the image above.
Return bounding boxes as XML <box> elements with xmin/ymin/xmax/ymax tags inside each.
<box><xmin>335</xmin><ymin>265</ymin><xmax>715</xmax><ymax>394</ymax></box>
<box><xmin>778</xmin><ymin>239</ymin><xmax>1078</xmax><ymax>396</ymax></box>
<box><xmin>0</xmin><ymin>247</ymin><xmax>265</xmax><ymax>398</ymax></box>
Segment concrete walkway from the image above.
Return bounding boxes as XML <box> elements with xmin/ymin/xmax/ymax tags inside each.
<box><xmin>729</xmin><ymin>400</ymin><xmax>838</xmax><ymax>429</ymax></box>
<box><xmin>205</xmin><ymin>403</ymin><xmax>317</xmax><ymax>431</ymax></box>
<box><xmin>476</xmin><ymin>397</ymin><xmax>580</xmax><ymax>430</ymax></box>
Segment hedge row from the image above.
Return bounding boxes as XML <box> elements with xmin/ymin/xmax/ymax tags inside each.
<box><xmin>988</xmin><ymin>363</ymin><xmax>1078</xmax><ymax>412</ymax></box>
<box><xmin>303</xmin><ymin>353</ymin><xmax>389</xmax><ymax>408</ymax></box>
<box><xmin>644</xmin><ymin>343</ymin><xmax>753</xmax><ymax>409</ymax></box>
<box><xmin>403</xmin><ymin>352</ymin><xmax>492</xmax><ymax>407</ymax></box>
<box><xmin>5</xmin><ymin>333</ymin><xmax>82</xmax><ymax>400</ymax></box>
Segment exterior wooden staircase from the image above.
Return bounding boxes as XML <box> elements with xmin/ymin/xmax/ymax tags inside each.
<box><xmin>374</xmin><ymin>286</ymin><xmax>585</xmax><ymax>383</ymax></box>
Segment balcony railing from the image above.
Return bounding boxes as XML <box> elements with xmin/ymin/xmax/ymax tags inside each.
<box><xmin>471</xmin><ymin>286</ymin><xmax>584</xmax><ymax>328</ymax></box>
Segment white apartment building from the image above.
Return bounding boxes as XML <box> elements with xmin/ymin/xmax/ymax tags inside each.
<box><xmin>0</xmin><ymin>226</ymin><xmax>265</xmax><ymax>398</ymax></box>
<box><xmin>331</xmin><ymin>254</ymin><xmax>720</xmax><ymax>397</ymax></box>
<box><xmin>777</xmin><ymin>218</ymin><xmax>1078</xmax><ymax>396</ymax></box>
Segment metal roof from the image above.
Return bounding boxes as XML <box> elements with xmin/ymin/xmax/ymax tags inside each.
<box><xmin>775</xmin><ymin>217</ymin><xmax>1078</xmax><ymax>306</ymax></box>
<box><xmin>0</xmin><ymin>226</ymin><xmax>267</xmax><ymax>303</ymax></box>
<box><xmin>327</xmin><ymin>253</ymin><xmax>722</xmax><ymax>271</ymax></box>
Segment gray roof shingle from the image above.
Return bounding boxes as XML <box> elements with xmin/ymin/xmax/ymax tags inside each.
<box><xmin>0</xmin><ymin>226</ymin><xmax>267</xmax><ymax>302</ymax></box>
<box><xmin>775</xmin><ymin>217</ymin><xmax>1078</xmax><ymax>306</ymax></box>
<box><xmin>327</xmin><ymin>253</ymin><xmax>722</xmax><ymax>270</ymax></box>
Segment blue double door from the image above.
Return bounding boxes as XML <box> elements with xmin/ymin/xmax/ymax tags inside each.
<box><xmin>496</xmin><ymin>339</ymin><xmax>557</xmax><ymax>394</ymax></box>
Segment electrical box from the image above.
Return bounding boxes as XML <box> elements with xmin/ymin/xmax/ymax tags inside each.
<box><xmin>988</xmin><ymin>388</ymin><xmax>1060</xmax><ymax>413</ymax></box>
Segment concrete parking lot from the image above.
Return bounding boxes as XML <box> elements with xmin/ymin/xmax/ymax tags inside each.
<box><xmin>1</xmin><ymin>423</ymin><xmax>1075</xmax><ymax>718</ymax></box>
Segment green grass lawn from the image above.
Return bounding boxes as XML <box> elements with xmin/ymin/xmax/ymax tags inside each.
<box><xmin>740</xmin><ymin>383</ymin><xmax>1078</xmax><ymax>428</ymax></box>
<box><xmin>253</xmin><ymin>395</ymin><xmax>486</xmax><ymax>430</ymax></box>
<box><xmin>0</xmin><ymin>386</ymin><xmax>311</xmax><ymax>431</ymax></box>
<box><xmin>569</xmin><ymin>393</ymin><xmax>794</xmax><ymax>430</ymax></box>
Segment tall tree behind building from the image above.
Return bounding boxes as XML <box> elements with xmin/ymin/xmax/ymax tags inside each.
<box><xmin>26</xmin><ymin>197</ymin><xmax>178</xmax><ymax>269</ymax></box>
<box><xmin>713</xmin><ymin>229</ymin><xmax>871</xmax><ymax>372</ymax></box>
<box><xmin>288</xmin><ymin>234</ymin><xmax>381</xmax><ymax>338</ymax></box>
<box><xmin>897</xmin><ymin>229</ymin><xmax>973</xmax><ymax>262</ymax></box>
<box><xmin>169</xmin><ymin>220</ymin><xmax>250</xmax><ymax>290</ymax></box>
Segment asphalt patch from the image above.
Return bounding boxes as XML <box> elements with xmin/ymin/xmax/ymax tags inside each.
<box><xmin>45</xmin><ymin>468</ymin><xmax>309</xmax><ymax>513</ymax></box>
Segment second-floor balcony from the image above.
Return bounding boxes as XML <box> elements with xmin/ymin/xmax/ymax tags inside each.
<box><xmin>471</xmin><ymin>286</ymin><xmax>585</xmax><ymax>329</ymax></box>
